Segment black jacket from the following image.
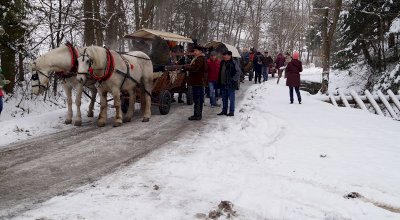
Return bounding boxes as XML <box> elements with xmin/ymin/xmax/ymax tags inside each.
<box><xmin>218</xmin><ymin>59</ymin><xmax>240</xmax><ymax>89</ymax></box>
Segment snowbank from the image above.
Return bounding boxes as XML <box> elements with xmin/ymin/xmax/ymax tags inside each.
<box><xmin>389</xmin><ymin>17</ymin><xmax>400</xmax><ymax>34</ymax></box>
<box><xmin>13</xmin><ymin>81</ymin><xmax>400</xmax><ymax>220</ymax></box>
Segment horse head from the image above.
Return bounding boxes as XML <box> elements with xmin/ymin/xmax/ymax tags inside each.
<box><xmin>77</xmin><ymin>47</ymin><xmax>96</xmax><ymax>84</ymax></box>
<box><xmin>31</xmin><ymin>45</ymin><xmax>75</xmax><ymax>95</ymax></box>
<box><xmin>30</xmin><ymin>59</ymin><xmax>51</xmax><ymax>95</ymax></box>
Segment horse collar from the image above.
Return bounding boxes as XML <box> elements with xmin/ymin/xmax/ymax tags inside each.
<box><xmin>65</xmin><ymin>43</ymin><xmax>79</xmax><ymax>74</ymax></box>
<box><xmin>87</xmin><ymin>48</ymin><xmax>114</xmax><ymax>82</ymax></box>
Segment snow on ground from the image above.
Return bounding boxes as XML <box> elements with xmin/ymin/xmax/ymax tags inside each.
<box><xmin>0</xmin><ymin>93</ymin><xmax>98</xmax><ymax>148</ymax></box>
<box><xmin>13</xmin><ymin>80</ymin><xmax>400</xmax><ymax>220</ymax></box>
<box><xmin>300</xmin><ymin>64</ymin><xmax>370</xmax><ymax>94</ymax></box>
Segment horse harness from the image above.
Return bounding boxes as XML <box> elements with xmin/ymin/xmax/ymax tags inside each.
<box><xmin>32</xmin><ymin>42</ymin><xmax>79</xmax><ymax>90</ymax></box>
<box><xmin>79</xmin><ymin>47</ymin><xmax>152</xmax><ymax>96</ymax></box>
<box><xmin>55</xmin><ymin>42</ymin><xmax>79</xmax><ymax>79</ymax></box>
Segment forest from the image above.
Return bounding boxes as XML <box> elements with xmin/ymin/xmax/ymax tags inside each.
<box><xmin>0</xmin><ymin>0</ymin><xmax>399</xmax><ymax>95</ymax></box>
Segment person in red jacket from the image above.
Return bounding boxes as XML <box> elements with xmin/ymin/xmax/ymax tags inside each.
<box><xmin>207</xmin><ymin>51</ymin><xmax>221</xmax><ymax>107</ymax></box>
<box><xmin>275</xmin><ymin>52</ymin><xmax>286</xmax><ymax>84</ymax></box>
<box><xmin>286</xmin><ymin>51</ymin><xmax>303</xmax><ymax>104</ymax></box>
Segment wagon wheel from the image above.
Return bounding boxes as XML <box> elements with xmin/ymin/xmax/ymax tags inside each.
<box><xmin>159</xmin><ymin>90</ymin><xmax>172</xmax><ymax>115</ymax></box>
<box><xmin>186</xmin><ymin>86</ymin><xmax>193</xmax><ymax>105</ymax></box>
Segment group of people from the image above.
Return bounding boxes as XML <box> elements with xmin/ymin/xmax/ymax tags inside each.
<box><xmin>184</xmin><ymin>46</ymin><xmax>240</xmax><ymax>121</ymax></box>
<box><xmin>0</xmin><ymin>46</ymin><xmax>303</xmax><ymax>122</ymax></box>
<box><xmin>242</xmin><ymin>49</ymin><xmax>303</xmax><ymax>104</ymax></box>
<box><xmin>184</xmin><ymin>46</ymin><xmax>303</xmax><ymax>121</ymax></box>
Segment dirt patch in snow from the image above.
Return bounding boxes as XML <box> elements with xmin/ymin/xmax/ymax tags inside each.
<box><xmin>196</xmin><ymin>201</ymin><xmax>238</xmax><ymax>219</ymax></box>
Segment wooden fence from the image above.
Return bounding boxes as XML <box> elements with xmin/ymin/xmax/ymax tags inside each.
<box><xmin>317</xmin><ymin>89</ymin><xmax>400</xmax><ymax>120</ymax></box>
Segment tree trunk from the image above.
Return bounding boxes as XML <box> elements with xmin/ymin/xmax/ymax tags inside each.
<box><xmin>320</xmin><ymin>0</ymin><xmax>342</xmax><ymax>94</ymax></box>
<box><xmin>93</xmin><ymin>0</ymin><xmax>103</xmax><ymax>46</ymax></box>
<box><xmin>83</xmin><ymin>0</ymin><xmax>95</xmax><ymax>46</ymax></box>
<box><xmin>105</xmin><ymin>0</ymin><xmax>118</xmax><ymax>49</ymax></box>
<box><xmin>0</xmin><ymin>47</ymin><xmax>16</xmax><ymax>94</ymax></box>
<box><xmin>253</xmin><ymin>0</ymin><xmax>263</xmax><ymax>49</ymax></box>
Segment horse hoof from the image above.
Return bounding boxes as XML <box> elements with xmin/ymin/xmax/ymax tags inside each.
<box><xmin>142</xmin><ymin>118</ymin><xmax>150</xmax><ymax>123</ymax></box>
<box><xmin>87</xmin><ymin>112</ymin><xmax>94</xmax><ymax>117</ymax></box>
<box><xmin>65</xmin><ymin>119</ymin><xmax>72</xmax><ymax>125</ymax></box>
<box><xmin>97</xmin><ymin>121</ymin><xmax>106</xmax><ymax>127</ymax></box>
<box><xmin>123</xmin><ymin>117</ymin><xmax>132</xmax><ymax>123</ymax></box>
<box><xmin>113</xmin><ymin>122</ymin><xmax>122</xmax><ymax>127</ymax></box>
<box><xmin>74</xmin><ymin>121</ymin><xmax>82</xmax><ymax>126</ymax></box>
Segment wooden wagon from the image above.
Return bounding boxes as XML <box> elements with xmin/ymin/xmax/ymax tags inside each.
<box><xmin>122</xmin><ymin>29</ymin><xmax>195</xmax><ymax>115</ymax></box>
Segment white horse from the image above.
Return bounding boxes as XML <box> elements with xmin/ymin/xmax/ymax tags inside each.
<box><xmin>31</xmin><ymin>43</ymin><xmax>98</xmax><ymax>126</ymax></box>
<box><xmin>76</xmin><ymin>46</ymin><xmax>153</xmax><ymax>127</ymax></box>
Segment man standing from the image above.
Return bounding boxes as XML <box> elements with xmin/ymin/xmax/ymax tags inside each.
<box><xmin>275</xmin><ymin>52</ymin><xmax>286</xmax><ymax>84</ymax></box>
<box><xmin>207</xmin><ymin>51</ymin><xmax>221</xmax><ymax>107</ymax></box>
<box><xmin>262</xmin><ymin>51</ymin><xmax>273</xmax><ymax>82</ymax></box>
<box><xmin>186</xmin><ymin>46</ymin><xmax>207</xmax><ymax>121</ymax></box>
<box><xmin>218</xmin><ymin>51</ymin><xmax>240</xmax><ymax>117</ymax></box>
<box><xmin>253</xmin><ymin>51</ymin><xmax>263</xmax><ymax>84</ymax></box>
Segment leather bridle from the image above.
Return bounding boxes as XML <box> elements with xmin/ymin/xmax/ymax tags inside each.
<box><xmin>31</xmin><ymin>66</ymin><xmax>49</xmax><ymax>90</ymax></box>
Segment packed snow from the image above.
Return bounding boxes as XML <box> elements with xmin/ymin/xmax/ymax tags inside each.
<box><xmin>11</xmin><ymin>79</ymin><xmax>400</xmax><ymax>220</ymax></box>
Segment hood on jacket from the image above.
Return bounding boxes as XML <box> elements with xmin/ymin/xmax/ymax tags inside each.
<box><xmin>291</xmin><ymin>59</ymin><xmax>302</xmax><ymax>71</ymax></box>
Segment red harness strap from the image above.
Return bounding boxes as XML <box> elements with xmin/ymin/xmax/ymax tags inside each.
<box><xmin>89</xmin><ymin>48</ymin><xmax>115</xmax><ymax>82</ymax></box>
<box><xmin>65</xmin><ymin>42</ymin><xmax>79</xmax><ymax>73</ymax></box>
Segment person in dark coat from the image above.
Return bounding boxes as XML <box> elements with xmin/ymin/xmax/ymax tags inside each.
<box><xmin>185</xmin><ymin>46</ymin><xmax>207</xmax><ymax>120</ymax></box>
<box><xmin>286</xmin><ymin>51</ymin><xmax>303</xmax><ymax>104</ymax></box>
<box><xmin>275</xmin><ymin>53</ymin><xmax>285</xmax><ymax>84</ymax></box>
<box><xmin>262</xmin><ymin>51</ymin><xmax>273</xmax><ymax>82</ymax></box>
<box><xmin>253</xmin><ymin>52</ymin><xmax>263</xmax><ymax>84</ymax></box>
<box><xmin>207</xmin><ymin>51</ymin><xmax>221</xmax><ymax>107</ymax></box>
<box><xmin>218</xmin><ymin>51</ymin><xmax>241</xmax><ymax>116</ymax></box>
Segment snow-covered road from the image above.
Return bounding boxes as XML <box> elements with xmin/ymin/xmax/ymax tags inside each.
<box><xmin>0</xmin><ymin>83</ymin><xmax>251</xmax><ymax>218</ymax></box>
<box><xmin>3</xmin><ymin>78</ymin><xmax>400</xmax><ymax>220</ymax></box>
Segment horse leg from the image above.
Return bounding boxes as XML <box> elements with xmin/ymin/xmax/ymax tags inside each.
<box><xmin>112</xmin><ymin>88</ymin><xmax>123</xmax><ymax>127</ymax></box>
<box><xmin>63</xmin><ymin>83</ymin><xmax>73</xmax><ymax>125</ymax></box>
<box><xmin>74</xmin><ymin>84</ymin><xmax>83</xmax><ymax>126</ymax></box>
<box><xmin>142</xmin><ymin>84</ymin><xmax>152</xmax><ymax>123</ymax></box>
<box><xmin>87</xmin><ymin>86</ymin><xmax>97</xmax><ymax>117</ymax></box>
<box><xmin>123</xmin><ymin>88</ymin><xmax>136</xmax><ymax>123</ymax></box>
<box><xmin>98</xmin><ymin>89</ymin><xmax>108</xmax><ymax>127</ymax></box>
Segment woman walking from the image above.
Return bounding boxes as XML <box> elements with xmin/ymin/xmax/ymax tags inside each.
<box><xmin>286</xmin><ymin>51</ymin><xmax>303</xmax><ymax>104</ymax></box>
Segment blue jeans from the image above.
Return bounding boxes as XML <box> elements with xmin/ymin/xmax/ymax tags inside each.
<box><xmin>221</xmin><ymin>88</ymin><xmax>235</xmax><ymax>113</ymax></box>
<box><xmin>192</xmin><ymin>86</ymin><xmax>204</xmax><ymax>116</ymax></box>
<box><xmin>0</xmin><ymin>96</ymin><xmax>3</xmax><ymax>115</ymax></box>
<box><xmin>208</xmin><ymin>81</ymin><xmax>218</xmax><ymax>106</ymax></box>
<box><xmin>262</xmin><ymin>66</ymin><xmax>269</xmax><ymax>81</ymax></box>
<box><xmin>289</xmin><ymin>87</ymin><xmax>301</xmax><ymax>103</ymax></box>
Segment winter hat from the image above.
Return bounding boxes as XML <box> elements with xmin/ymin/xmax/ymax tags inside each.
<box><xmin>193</xmin><ymin>45</ymin><xmax>203</xmax><ymax>51</ymax></box>
<box><xmin>210</xmin><ymin>51</ymin><xmax>217</xmax><ymax>56</ymax></box>
<box><xmin>222</xmin><ymin>51</ymin><xmax>232</xmax><ymax>56</ymax></box>
<box><xmin>292</xmin><ymin>51</ymin><xmax>299</xmax><ymax>60</ymax></box>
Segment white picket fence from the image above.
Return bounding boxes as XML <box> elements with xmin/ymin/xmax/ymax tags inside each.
<box><xmin>317</xmin><ymin>89</ymin><xmax>400</xmax><ymax>120</ymax></box>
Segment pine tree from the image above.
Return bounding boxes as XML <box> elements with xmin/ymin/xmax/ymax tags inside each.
<box><xmin>0</xmin><ymin>0</ymin><xmax>27</xmax><ymax>94</ymax></box>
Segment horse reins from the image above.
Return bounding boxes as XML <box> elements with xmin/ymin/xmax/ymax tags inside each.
<box><xmin>31</xmin><ymin>68</ymin><xmax>50</xmax><ymax>90</ymax></box>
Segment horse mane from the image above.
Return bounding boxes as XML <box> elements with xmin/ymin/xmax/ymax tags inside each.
<box><xmin>86</xmin><ymin>46</ymin><xmax>107</xmax><ymax>69</ymax></box>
